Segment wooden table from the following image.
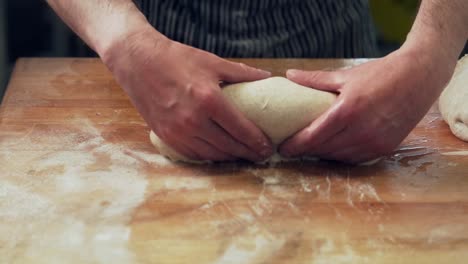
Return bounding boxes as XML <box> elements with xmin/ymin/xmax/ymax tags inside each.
<box><xmin>1</xmin><ymin>58</ymin><xmax>468</xmax><ymax>264</ymax></box>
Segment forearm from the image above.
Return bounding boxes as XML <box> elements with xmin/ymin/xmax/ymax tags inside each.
<box><xmin>404</xmin><ymin>0</ymin><xmax>468</xmax><ymax>61</ymax></box>
<box><xmin>45</xmin><ymin>0</ymin><xmax>162</xmax><ymax>58</ymax></box>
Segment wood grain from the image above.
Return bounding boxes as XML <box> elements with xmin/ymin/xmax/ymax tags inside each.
<box><xmin>1</xmin><ymin>58</ymin><xmax>468</xmax><ymax>264</ymax></box>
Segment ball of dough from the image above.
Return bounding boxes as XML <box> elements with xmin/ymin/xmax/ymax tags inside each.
<box><xmin>439</xmin><ymin>55</ymin><xmax>468</xmax><ymax>142</ymax></box>
<box><xmin>150</xmin><ymin>76</ymin><xmax>337</xmax><ymax>162</ymax></box>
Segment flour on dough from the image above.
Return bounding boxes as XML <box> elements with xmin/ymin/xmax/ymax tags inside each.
<box><xmin>439</xmin><ymin>55</ymin><xmax>468</xmax><ymax>142</ymax></box>
<box><xmin>150</xmin><ymin>76</ymin><xmax>337</xmax><ymax>163</ymax></box>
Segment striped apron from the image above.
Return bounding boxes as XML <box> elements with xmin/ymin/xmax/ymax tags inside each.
<box><xmin>133</xmin><ymin>0</ymin><xmax>378</xmax><ymax>58</ymax></box>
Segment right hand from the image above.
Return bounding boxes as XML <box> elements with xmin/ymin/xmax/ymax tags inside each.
<box><xmin>102</xmin><ymin>26</ymin><xmax>273</xmax><ymax>161</ymax></box>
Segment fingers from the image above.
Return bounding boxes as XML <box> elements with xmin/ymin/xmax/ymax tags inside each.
<box><xmin>303</xmin><ymin>125</ymin><xmax>366</xmax><ymax>158</ymax></box>
<box><xmin>280</xmin><ymin>68</ymin><xmax>346</xmax><ymax>157</ymax></box>
<box><xmin>218</xmin><ymin>61</ymin><xmax>271</xmax><ymax>83</ymax></box>
<box><xmin>286</xmin><ymin>69</ymin><xmax>343</xmax><ymax>92</ymax></box>
<box><xmin>209</xmin><ymin>97</ymin><xmax>273</xmax><ymax>159</ymax></box>
<box><xmin>158</xmin><ymin>129</ymin><xmax>237</xmax><ymax>162</ymax></box>
<box><xmin>307</xmin><ymin>127</ymin><xmax>388</xmax><ymax>164</ymax></box>
<box><xmin>198</xmin><ymin>121</ymin><xmax>265</xmax><ymax>161</ymax></box>
<box><xmin>279</xmin><ymin>99</ymin><xmax>347</xmax><ymax>157</ymax></box>
<box><xmin>190</xmin><ymin>137</ymin><xmax>237</xmax><ymax>161</ymax></box>
<box><xmin>161</xmin><ymin>134</ymin><xmax>243</xmax><ymax>162</ymax></box>
<box><xmin>157</xmin><ymin>119</ymin><xmax>262</xmax><ymax>162</ymax></box>
<box><xmin>158</xmin><ymin>134</ymin><xmax>201</xmax><ymax>161</ymax></box>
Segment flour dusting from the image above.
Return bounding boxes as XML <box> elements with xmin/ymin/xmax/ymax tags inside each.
<box><xmin>214</xmin><ymin>225</ymin><xmax>285</xmax><ymax>264</ymax></box>
<box><xmin>0</xmin><ymin>120</ymin><xmax>171</xmax><ymax>263</ymax></box>
<box><xmin>441</xmin><ymin>151</ymin><xmax>468</xmax><ymax>156</ymax></box>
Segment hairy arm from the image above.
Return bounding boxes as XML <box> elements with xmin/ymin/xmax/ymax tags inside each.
<box><xmin>45</xmin><ymin>0</ymin><xmax>161</xmax><ymax>59</ymax></box>
<box><xmin>406</xmin><ymin>0</ymin><xmax>468</xmax><ymax>62</ymax></box>
<box><xmin>46</xmin><ymin>0</ymin><xmax>273</xmax><ymax>162</ymax></box>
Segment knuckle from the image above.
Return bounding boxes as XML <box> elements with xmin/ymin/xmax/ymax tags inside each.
<box><xmin>164</xmin><ymin>118</ymin><xmax>188</xmax><ymax>134</ymax></box>
<box><xmin>236</xmin><ymin>62</ymin><xmax>254</xmax><ymax>74</ymax></box>
<box><xmin>179</xmin><ymin>112</ymin><xmax>200</xmax><ymax>130</ymax></box>
<box><xmin>305</xmin><ymin>71</ymin><xmax>321</xmax><ymax>83</ymax></box>
<box><xmin>196</xmin><ymin>89</ymin><xmax>217</xmax><ymax>109</ymax></box>
<box><xmin>155</xmin><ymin>126</ymin><xmax>173</xmax><ymax>142</ymax></box>
<box><xmin>237</xmin><ymin>62</ymin><xmax>247</xmax><ymax>70</ymax></box>
<box><xmin>158</xmin><ymin>129</ymin><xmax>171</xmax><ymax>141</ymax></box>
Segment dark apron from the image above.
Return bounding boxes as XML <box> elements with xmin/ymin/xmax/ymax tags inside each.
<box><xmin>133</xmin><ymin>0</ymin><xmax>378</xmax><ymax>58</ymax></box>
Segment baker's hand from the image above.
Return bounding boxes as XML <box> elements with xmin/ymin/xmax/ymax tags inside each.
<box><xmin>279</xmin><ymin>47</ymin><xmax>456</xmax><ymax>163</ymax></box>
<box><xmin>103</xmin><ymin>26</ymin><xmax>273</xmax><ymax>161</ymax></box>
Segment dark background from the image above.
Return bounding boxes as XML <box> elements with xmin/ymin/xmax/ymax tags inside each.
<box><xmin>0</xmin><ymin>0</ymin><xmax>466</xmax><ymax>99</ymax></box>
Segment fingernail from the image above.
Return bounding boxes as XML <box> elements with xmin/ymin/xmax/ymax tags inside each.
<box><xmin>260</xmin><ymin>69</ymin><xmax>272</xmax><ymax>76</ymax></box>
<box><xmin>286</xmin><ymin>69</ymin><xmax>299</xmax><ymax>78</ymax></box>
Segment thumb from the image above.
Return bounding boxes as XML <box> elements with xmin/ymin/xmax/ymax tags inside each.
<box><xmin>286</xmin><ymin>69</ymin><xmax>342</xmax><ymax>92</ymax></box>
<box><xmin>219</xmin><ymin>61</ymin><xmax>271</xmax><ymax>83</ymax></box>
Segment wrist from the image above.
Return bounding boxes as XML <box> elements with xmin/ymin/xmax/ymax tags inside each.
<box><xmin>396</xmin><ymin>41</ymin><xmax>457</xmax><ymax>95</ymax></box>
<box><xmin>100</xmin><ymin>22</ymin><xmax>170</xmax><ymax>72</ymax></box>
<box><xmin>402</xmin><ymin>0</ymin><xmax>467</xmax><ymax>63</ymax></box>
<box><xmin>92</xmin><ymin>7</ymin><xmax>159</xmax><ymax>62</ymax></box>
<box><xmin>403</xmin><ymin>30</ymin><xmax>463</xmax><ymax>63</ymax></box>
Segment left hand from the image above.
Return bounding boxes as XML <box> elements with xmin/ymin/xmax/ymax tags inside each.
<box><xmin>279</xmin><ymin>47</ymin><xmax>456</xmax><ymax>163</ymax></box>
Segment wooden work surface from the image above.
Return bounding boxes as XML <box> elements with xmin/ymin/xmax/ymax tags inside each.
<box><xmin>1</xmin><ymin>58</ymin><xmax>468</xmax><ymax>263</ymax></box>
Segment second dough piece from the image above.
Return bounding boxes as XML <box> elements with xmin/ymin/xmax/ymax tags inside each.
<box><xmin>439</xmin><ymin>55</ymin><xmax>468</xmax><ymax>142</ymax></box>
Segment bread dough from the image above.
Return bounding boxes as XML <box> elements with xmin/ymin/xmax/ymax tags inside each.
<box><xmin>150</xmin><ymin>76</ymin><xmax>337</xmax><ymax>162</ymax></box>
<box><xmin>439</xmin><ymin>55</ymin><xmax>468</xmax><ymax>142</ymax></box>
